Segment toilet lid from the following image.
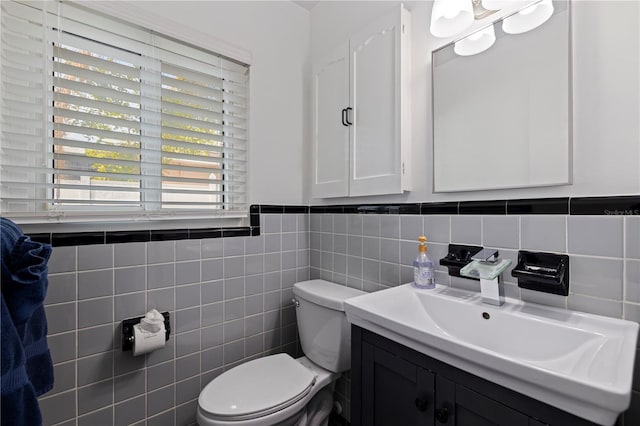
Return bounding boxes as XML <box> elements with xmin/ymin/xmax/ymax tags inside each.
<box><xmin>199</xmin><ymin>353</ymin><xmax>317</xmax><ymax>420</ymax></box>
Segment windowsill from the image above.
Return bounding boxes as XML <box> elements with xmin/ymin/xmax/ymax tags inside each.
<box><xmin>12</xmin><ymin>205</ymin><xmax>313</xmax><ymax>246</ymax></box>
<box><xmin>18</xmin><ymin>216</ymin><xmax>246</xmax><ymax>236</ymax></box>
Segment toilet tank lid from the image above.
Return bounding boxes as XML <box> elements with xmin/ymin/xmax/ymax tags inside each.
<box><xmin>293</xmin><ymin>280</ymin><xmax>365</xmax><ymax>311</ymax></box>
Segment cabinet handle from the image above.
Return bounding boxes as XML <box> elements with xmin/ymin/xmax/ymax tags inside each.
<box><xmin>346</xmin><ymin>107</ymin><xmax>353</xmax><ymax>126</ymax></box>
<box><xmin>414</xmin><ymin>398</ymin><xmax>428</xmax><ymax>412</ymax></box>
<box><xmin>435</xmin><ymin>407</ymin><xmax>449</xmax><ymax>423</ymax></box>
<box><xmin>341</xmin><ymin>108</ymin><xmax>348</xmax><ymax>127</ymax></box>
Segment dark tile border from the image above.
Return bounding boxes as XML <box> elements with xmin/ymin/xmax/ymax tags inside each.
<box><xmin>33</xmin><ymin>196</ymin><xmax>639</xmax><ymax>247</ymax></box>
<box><xmin>30</xmin><ymin>233</ymin><xmax>52</xmax><ymax>245</ymax></box>
<box><xmin>106</xmin><ymin>230</ymin><xmax>150</xmax><ymax>244</ymax></box>
<box><xmin>250</xmin><ymin>213</ymin><xmax>260</xmax><ymax>227</ymax></box>
<box><xmin>283</xmin><ymin>206</ymin><xmax>309</xmax><ymax>214</ymax></box>
<box><xmin>459</xmin><ymin>200</ymin><xmax>506</xmax><ymax>215</ymax></box>
<box><xmin>342</xmin><ymin>205</ymin><xmax>360</xmax><ymax>214</ymax></box>
<box><xmin>395</xmin><ymin>204</ymin><xmax>421</xmax><ymax>215</ymax></box>
<box><xmin>52</xmin><ymin>232</ymin><xmax>105</xmax><ymax>247</ymax></box>
<box><xmin>222</xmin><ymin>227</ymin><xmax>251</xmax><ymax>238</ymax></box>
<box><xmin>150</xmin><ymin>229</ymin><xmax>189</xmax><ymax>242</ymax></box>
<box><xmin>310</xmin><ymin>205</ymin><xmax>345</xmax><ymax>214</ymax></box>
<box><xmin>188</xmin><ymin>228</ymin><xmax>222</xmax><ymax>240</ymax></box>
<box><xmin>570</xmin><ymin>196</ymin><xmax>640</xmax><ymax>216</ymax></box>
<box><xmin>259</xmin><ymin>205</ymin><xmax>284</xmax><ymax>214</ymax></box>
<box><xmin>258</xmin><ymin>204</ymin><xmax>309</xmax><ymax>214</ymax></box>
<box><xmin>507</xmin><ymin>198</ymin><xmax>569</xmax><ymax>215</ymax></box>
<box><xmin>420</xmin><ymin>202</ymin><xmax>458</xmax><ymax>215</ymax></box>
<box><xmin>312</xmin><ymin>196</ymin><xmax>637</xmax><ymax>217</ymax></box>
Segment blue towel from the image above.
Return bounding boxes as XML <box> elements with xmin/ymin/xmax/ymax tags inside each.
<box><xmin>1</xmin><ymin>218</ymin><xmax>51</xmax><ymax>326</ymax></box>
<box><xmin>1</xmin><ymin>295</ymin><xmax>42</xmax><ymax>426</ymax></box>
<box><xmin>1</xmin><ymin>217</ymin><xmax>53</xmax><ymax>426</ymax></box>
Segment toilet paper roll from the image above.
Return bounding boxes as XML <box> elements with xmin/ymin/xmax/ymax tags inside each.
<box><xmin>132</xmin><ymin>322</ymin><xmax>166</xmax><ymax>356</ymax></box>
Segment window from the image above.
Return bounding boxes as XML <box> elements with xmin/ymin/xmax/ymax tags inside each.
<box><xmin>1</xmin><ymin>1</ymin><xmax>248</xmax><ymax>222</ymax></box>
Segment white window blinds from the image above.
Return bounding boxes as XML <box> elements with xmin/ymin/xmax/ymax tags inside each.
<box><xmin>0</xmin><ymin>1</ymin><xmax>249</xmax><ymax>222</ymax></box>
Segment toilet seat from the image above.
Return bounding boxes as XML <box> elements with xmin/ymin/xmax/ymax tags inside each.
<box><xmin>199</xmin><ymin>354</ymin><xmax>317</xmax><ymax>421</ymax></box>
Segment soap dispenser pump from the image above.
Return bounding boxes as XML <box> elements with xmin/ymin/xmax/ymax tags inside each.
<box><xmin>413</xmin><ymin>236</ymin><xmax>435</xmax><ymax>289</ymax></box>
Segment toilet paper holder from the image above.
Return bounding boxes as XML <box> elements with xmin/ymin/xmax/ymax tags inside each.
<box><xmin>121</xmin><ymin>311</ymin><xmax>171</xmax><ymax>351</ymax></box>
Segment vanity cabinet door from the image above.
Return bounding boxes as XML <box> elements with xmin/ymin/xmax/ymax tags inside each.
<box><xmin>362</xmin><ymin>341</ymin><xmax>435</xmax><ymax>426</ymax></box>
<box><xmin>435</xmin><ymin>376</ymin><xmax>529</xmax><ymax>426</ymax></box>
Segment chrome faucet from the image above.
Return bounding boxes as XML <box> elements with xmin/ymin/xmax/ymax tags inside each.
<box><xmin>471</xmin><ymin>249</ymin><xmax>505</xmax><ymax>306</ymax></box>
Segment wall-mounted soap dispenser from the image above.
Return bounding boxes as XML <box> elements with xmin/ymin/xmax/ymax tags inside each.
<box><xmin>511</xmin><ymin>251</ymin><xmax>570</xmax><ymax>296</ymax></box>
<box><xmin>439</xmin><ymin>244</ymin><xmax>483</xmax><ymax>279</ymax></box>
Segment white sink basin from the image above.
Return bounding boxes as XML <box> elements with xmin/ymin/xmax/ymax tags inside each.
<box><xmin>344</xmin><ymin>284</ymin><xmax>639</xmax><ymax>425</ymax></box>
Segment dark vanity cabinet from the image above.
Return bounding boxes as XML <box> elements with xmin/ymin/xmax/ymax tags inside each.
<box><xmin>351</xmin><ymin>326</ymin><xmax>598</xmax><ymax>426</ymax></box>
<box><xmin>360</xmin><ymin>340</ymin><xmax>435</xmax><ymax>425</ymax></box>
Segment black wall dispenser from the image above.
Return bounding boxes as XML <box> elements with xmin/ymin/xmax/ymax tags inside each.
<box><xmin>440</xmin><ymin>244</ymin><xmax>483</xmax><ymax>280</ymax></box>
<box><xmin>511</xmin><ymin>251</ymin><xmax>570</xmax><ymax>296</ymax></box>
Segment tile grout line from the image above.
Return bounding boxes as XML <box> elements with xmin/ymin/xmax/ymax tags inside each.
<box><xmin>623</xmin><ymin>217</ymin><xmax>627</xmax><ymax>319</ymax></box>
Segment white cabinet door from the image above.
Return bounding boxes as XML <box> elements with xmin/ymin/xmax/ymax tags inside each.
<box><xmin>312</xmin><ymin>43</ymin><xmax>350</xmax><ymax>198</ymax></box>
<box><xmin>311</xmin><ymin>5</ymin><xmax>411</xmax><ymax>199</ymax></box>
<box><xmin>349</xmin><ymin>5</ymin><xmax>411</xmax><ymax>197</ymax></box>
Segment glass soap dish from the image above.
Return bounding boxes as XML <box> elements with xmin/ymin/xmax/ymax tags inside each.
<box><xmin>460</xmin><ymin>259</ymin><xmax>512</xmax><ymax>280</ymax></box>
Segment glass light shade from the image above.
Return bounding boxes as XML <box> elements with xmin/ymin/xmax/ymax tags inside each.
<box><xmin>454</xmin><ymin>25</ymin><xmax>496</xmax><ymax>56</ymax></box>
<box><xmin>502</xmin><ymin>0</ymin><xmax>554</xmax><ymax>34</ymax></box>
<box><xmin>430</xmin><ymin>0</ymin><xmax>474</xmax><ymax>38</ymax></box>
<box><xmin>482</xmin><ymin>0</ymin><xmax>530</xmax><ymax>11</ymax></box>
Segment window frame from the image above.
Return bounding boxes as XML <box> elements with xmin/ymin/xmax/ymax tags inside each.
<box><xmin>0</xmin><ymin>0</ymin><xmax>252</xmax><ymax>228</ymax></box>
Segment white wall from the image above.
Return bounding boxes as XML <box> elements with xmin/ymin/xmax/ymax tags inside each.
<box><xmin>83</xmin><ymin>1</ymin><xmax>640</xmax><ymax>207</ymax></box>
<box><xmin>111</xmin><ymin>0</ymin><xmax>311</xmax><ymax>206</ymax></box>
<box><xmin>309</xmin><ymin>0</ymin><xmax>640</xmax><ymax>205</ymax></box>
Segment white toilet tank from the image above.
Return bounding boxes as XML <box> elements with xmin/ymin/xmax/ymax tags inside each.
<box><xmin>292</xmin><ymin>280</ymin><xmax>365</xmax><ymax>373</ymax></box>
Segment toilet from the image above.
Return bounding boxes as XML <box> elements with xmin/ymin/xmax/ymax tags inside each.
<box><xmin>197</xmin><ymin>279</ymin><xmax>365</xmax><ymax>426</ymax></box>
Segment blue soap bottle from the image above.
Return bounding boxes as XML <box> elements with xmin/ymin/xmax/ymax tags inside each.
<box><xmin>413</xmin><ymin>236</ymin><xmax>435</xmax><ymax>289</ymax></box>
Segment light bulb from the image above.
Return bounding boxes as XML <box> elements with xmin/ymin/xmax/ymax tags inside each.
<box><xmin>430</xmin><ymin>0</ymin><xmax>474</xmax><ymax>38</ymax></box>
<box><xmin>519</xmin><ymin>2</ymin><xmax>539</xmax><ymax>15</ymax></box>
<box><xmin>469</xmin><ymin>31</ymin><xmax>485</xmax><ymax>41</ymax></box>
<box><xmin>502</xmin><ymin>0</ymin><xmax>554</xmax><ymax>34</ymax></box>
<box><xmin>482</xmin><ymin>0</ymin><xmax>531</xmax><ymax>11</ymax></box>
<box><xmin>444</xmin><ymin>9</ymin><xmax>461</xmax><ymax>20</ymax></box>
<box><xmin>454</xmin><ymin>25</ymin><xmax>496</xmax><ymax>56</ymax></box>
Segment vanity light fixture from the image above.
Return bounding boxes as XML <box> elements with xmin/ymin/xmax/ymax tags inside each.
<box><xmin>502</xmin><ymin>0</ymin><xmax>554</xmax><ymax>34</ymax></box>
<box><xmin>430</xmin><ymin>0</ymin><xmax>552</xmax><ymax>39</ymax></box>
<box><xmin>431</xmin><ymin>0</ymin><xmax>555</xmax><ymax>57</ymax></box>
<box><xmin>430</xmin><ymin>0</ymin><xmax>475</xmax><ymax>38</ymax></box>
<box><xmin>454</xmin><ymin>25</ymin><xmax>496</xmax><ymax>56</ymax></box>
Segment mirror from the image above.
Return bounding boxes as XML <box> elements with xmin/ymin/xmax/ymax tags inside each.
<box><xmin>432</xmin><ymin>0</ymin><xmax>571</xmax><ymax>192</ymax></box>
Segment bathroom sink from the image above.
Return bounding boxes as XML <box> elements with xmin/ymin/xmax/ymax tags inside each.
<box><xmin>344</xmin><ymin>284</ymin><xmax>638</xmax><ymax>425</ymax></box>
<box><xmin>417</xmin><ymin>288</ymin><xmax>607</xmax><ymax>363</ymax></box>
